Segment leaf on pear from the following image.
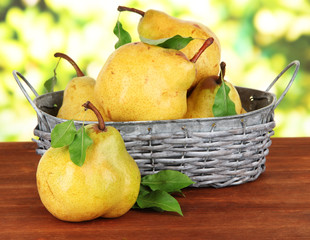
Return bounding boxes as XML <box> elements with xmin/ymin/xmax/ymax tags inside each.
<box><xmin>212</xmin><ymin>81</ymin><xmax>237</xmax><ymax>117</ymax></box>
<box><xmin>141</xmin><ymin>170</ymin><xmax>195</xmax><ymax>193</ymax></box>
<box><xmin>113</xmin><ymin>20</ymin><xmax>132</xmax><ymax>49</ymax></box>
<box><xmin>51</xmin><ymin>120</ymin><xmax>77</xmax><ymax>148</ymax></box>
<box><xmin>44</xmin><ymin>57</ymin><xmax>61</xmax><ymax>93</ymax></box>
<box><xmin>212</xmin><ymin>66</ymin><xmax>237</xmax><ymax>117</ymax></box>
<box><xmin>44</xmin><ymin>76</ymin><xmax>57</xmax><ymax>93</ymax></box>
<box><xmin>68</xmin><ymin>126</ymin><xmax>93</xmax><ymax>167</ymax></box>
<box><xmin>136</xmin><ymin>190</ymin><xmax>183</xmax><ymax>216</ymax></box>
<box><xmin>140</xmin><ymin>35</ymin><xmax>194</xmax><ymax>50</ymax></box>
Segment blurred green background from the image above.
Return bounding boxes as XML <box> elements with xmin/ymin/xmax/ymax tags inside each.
<box><xmin>1</xmin><ymin>0</ymin><xmax>309</xmax><ymax>141</ymax></box>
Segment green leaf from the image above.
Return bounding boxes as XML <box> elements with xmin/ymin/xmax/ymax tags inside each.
<box><xmin>212</xmin><ymin>81</ymin><xmax>237</xmax><ymax>117</ymax></box>
<box><xmin>113</xmin><ymin>20</ymin><xmax>132</xmax><ymax>49</ymax></box>
<box><xmin>212</xmin><ymin>67</ymin><xmax>237</xmax><ymax>117</ymax></box>
<box><xmin>68</xmin><ymin>126</ymin><xmax>93</xmax><ymax>166</ymax></box>
<box><xmin>141</xmin><ymin>170</ymin><xmax>195</xmax><ymax>193</ymax></box>
<box><xmin>132</xmin><ymin>185</ymin><xmax>151</xmax><ymax>209</ymax></box>
<box><xmin>136</xmin><ymin>190</ymin><xmax>183</xmax><ymax>216</ymax></box>
<box><xmin>140</xmin><ymin>35</ymin><xmax>194</xmax><ymax>50</ymax></box>
<box><xmin>131</xmin><ymin>203</ymin><xmax>140</xmax><ymax>209</ymax></box>
<box><xmin>44</xmin><ymin>57</ymin><xmax>61</xmax><ymax>93</ymax></box>
<box><xmin>172</xmin><ymin>189</ymin><xmax>186</xmax><ymax>197</ymax></box>
<box><xmin>139</xmin><ymin>185</ymin><xmax>151</xmax><ymax>196</ymax></box>
<box><xmin>44</xmin><ymin>75</ymin><xmax>57</xmax><ymax>93</ymax></box>
<box><xmin>51</xmin><ymin>120</ymin><xmax>77</xmax><ymax>148</ymax></box>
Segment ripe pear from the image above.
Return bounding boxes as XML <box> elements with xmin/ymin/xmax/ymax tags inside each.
<box><xmin>94</xmin><ymin>39</ymin><xmax>213</xmax><ymax>122</ymax></box>
<box><xmin>185</xmin><ymin>62</ymin><xmax>242</xmax><ymax>118</ymax></box>
<box><xmin>118</xmin><ymin>6</ymin><xmax>221</xmax><ymax>89</ymax></box>
<box><xmin>55</xmin><ymin>53</ymin><xmax>109</xmax><ymax>122</ymax></box>
<box><xmin>36</xmin><ymin>101</ymin><xmax>141</xmax><ymax>222</ymax></box>
<box><xmin>241</xmin><ymin>107</ymin><xmax>247</xmax><ymax>114</ymax></box>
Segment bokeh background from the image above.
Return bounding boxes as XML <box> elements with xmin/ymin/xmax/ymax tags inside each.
<box><xmin>1</xmin><ymin>0</ymin><xmax>309</xmax><ymax>141</ymax></box>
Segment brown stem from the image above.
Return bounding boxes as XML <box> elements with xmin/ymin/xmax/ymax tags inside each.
<box><xmin>54</xmin><ymin>52</ymin><xmax>84</xmax><ymax>77</ymax></box>
<box><xmin>220</xmin><ymin>62</ymin><xmax>226</xmax><ymax>79</ymax></box>
<box><xmin>190</xmin><ymin>37</ymin><xmax>214</xmax><ymax>63</ymax></box>
<box><xmin>117</xmin><ymin>6</ymin><xmax>145</xmax><ymax>17</ymax></box>
<box><xmin>217</xmin><ymin>61</ymin><xmax>226</xmax><ymax>84</ymax></box>
<box><xmin>82</xmin><ymin>101</ymin><xmax>106</xmax><ymax>131</ymax></box>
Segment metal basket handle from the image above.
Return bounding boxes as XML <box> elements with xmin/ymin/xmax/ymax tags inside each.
<box><xmin>265</xmin><ymin>60</ymin><xmax>300</xmax><ymax>110</ymax></box>
<box><xmin>13</xmin><ymin>70</ymin><xmax>50</xmax><ymax>131</ymax></box>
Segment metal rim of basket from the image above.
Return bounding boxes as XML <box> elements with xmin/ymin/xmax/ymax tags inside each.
<box><xmin>13</xmin><ymin>60</ymin><xmax>300</xmax><ymax>129</ymax></box>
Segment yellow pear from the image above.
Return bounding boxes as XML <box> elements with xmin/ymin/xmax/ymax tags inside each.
<box><xmin>55</xmin><ymin>53</ymin><xmax>109</xmax><ymax>122</ymax></box>
<box><xmin>186</xmin><ymin>62</ymin><xmax>242</xmax><ymax>118</ymax></box>
<box><xmin>241</xmin><ymin>107</ymin><xmax>247</xmax><ymax>114</ymax></box>
<box><xmin>94</xmin><ymin>40</ymin><xmax>213</xmax><ymax>122</ymax></box>
<box><xmin>36</xmin><ymin>101</ymin><xmax>141</xmax><ymax>222</ymax></box>
<box><xmin>118</xmin><ymin>6</ymin><xmax>221</xmax><ymax>89</ymax></box>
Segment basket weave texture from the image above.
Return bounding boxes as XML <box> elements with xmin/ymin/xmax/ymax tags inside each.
<box><xmin>34</xmin><ymin>118</ymin><xmax>275</xmax><ymax>188</ymax></box>
<box><xmin>32</xmin><ymin>85</ymin><xmax>277</xmax><ymax>188</ymax></box>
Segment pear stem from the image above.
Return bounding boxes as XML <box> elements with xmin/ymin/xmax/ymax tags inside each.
<box><xmin>217</xmin><ymin>61</ymin><xmax>226</xmax><ymax>84</ymax></box>
<box><xmin>117</xmin><ymin>6</ymin><xmax>145</xmax><ymax>17</ymax></box>
<box><xmin>190</xmin><ymin>37</ymin><xmax>214</xmax><ymax>63</ymax></box>
<box><xmin>82</xmin><ymin>101</ymin><xmax>106</xmax><ymax>131</ymax></box>
<box><xmin>54</xmin><ymin>52</ymin><xmax>84</xmax><ymax>77</ymax></box>
<box><xmin>220</xmin><ymin>61</ymin><xmax>226</xmax><ymax>78</ymax></box>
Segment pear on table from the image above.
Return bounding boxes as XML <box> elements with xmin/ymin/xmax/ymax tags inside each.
<box><xmin>55</xmin><ymin>53</ymin><xmax>109</xmax><ymax>122</ymax></box>
<box><xmin>94</xmin><ymin>39</ymin><xmax>213</xmax><ymax>122</ymax></box>
<box><xmin>185</xmin><ymin>62</ymin><xmax>242</xmax><ymax>118</ymax></box>
<box><xmin>118</xmin><ymin>6</ymin><xmax>221</xmax><ymax>89</ymax></box>
<box><xmin>36</xmin><ymin>101</ymin><xmax>141</xmax><ymax>222</ymax></box>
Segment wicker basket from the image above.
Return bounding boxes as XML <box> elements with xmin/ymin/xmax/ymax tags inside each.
<box><xmin>13</xmin><ymin>61</ymin><xmax>300</xmax><ymax>188</ymax></box>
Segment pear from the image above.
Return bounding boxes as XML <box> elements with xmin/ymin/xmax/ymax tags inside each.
<box><xmin>55</xmin><ymin>53</ymin><xmax>109</xmax><ymax>122</ymax></box>
<box><xmin>240</xmin><ymin>107</ymin><xmax>247</xmax><ymax>114</ymax></box>
<box><xmin>36</xmin><ymin>101</ymin><xmax>141</xmax><ymax>222</ymax></box>
<box><xmin>185</xmin><ymin>62</ymin><xmax>242</xmax><ymax>118</ymax></box>
<box><xmin>94</xmin><ymin>39</ymin><xmax>213</xmax><ymax>122</ymax></box>
<box><xmin>118</xmin><ymin>6</ymin><xmax>221</xmax><ymax>89</ymax></box>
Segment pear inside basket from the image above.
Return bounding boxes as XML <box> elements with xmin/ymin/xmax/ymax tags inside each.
<box><xmin>33</xmin><ymin>86</ymin><xmax>276</xmax><ymax>132</ymax></box>
<box><xmin>35</xmin><ymin>86</ymin><xmax>275</xmax><ymax>123</ymax></box>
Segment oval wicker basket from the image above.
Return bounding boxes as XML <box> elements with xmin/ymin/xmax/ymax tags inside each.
<box><xmin>13</xmin><ymin>61</ymin><xmax>300</xmax><ymax>188</ymax></box>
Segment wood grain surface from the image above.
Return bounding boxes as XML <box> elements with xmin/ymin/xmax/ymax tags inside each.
<box><xmin>1</xmin><ymin>138</ymin><xmax>310</xmax><ymax>240</ymax></box>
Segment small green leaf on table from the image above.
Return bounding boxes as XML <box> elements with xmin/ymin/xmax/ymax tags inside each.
<box><xmin>141</xmin><ymin>170</ymin><xmax>195</xmax><ymax>193</ymax></box>
<box><xmin>136</xmin><ymin>190</ymin><xmax>183</xmax><ymax>216</ymax></box>
<box><xmin>134</xmin><ymin>170</ymin><xmax>195</xmax><ymax>216</ymax></box>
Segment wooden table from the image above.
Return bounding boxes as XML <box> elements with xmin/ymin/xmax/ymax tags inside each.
<box><xmin>1</xmin><ymin>138</ymin><xmax>310</xmax><ymax>239</ymax></box>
